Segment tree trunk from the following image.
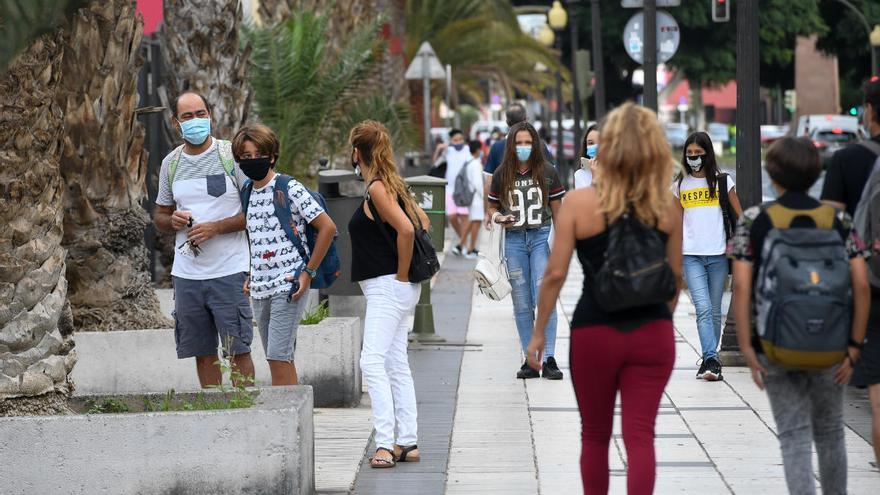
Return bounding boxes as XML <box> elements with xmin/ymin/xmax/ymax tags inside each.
<box><xmin>56</xmin><ymin>0</ymin><xmax>170</xmax><ymax>331</ymax></box>
<box><xmin>0</xmin><ymin>31</ymin><xmax>76</xmax><ymax>414</ymax></box>
<box><xmin>161</xmin><ymin>0</ymin><xmax>252</xmax><ymax>140</ymax></box>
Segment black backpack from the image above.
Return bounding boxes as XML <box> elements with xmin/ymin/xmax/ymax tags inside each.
<box><xmin>587</xmin><ymin>211</ymin><xmax>677</xmax><ymax>312</ymax></box>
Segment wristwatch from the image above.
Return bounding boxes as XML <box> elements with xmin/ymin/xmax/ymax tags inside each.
<box><xmin>303</xmin><ymin>267</ymin><xmax>317</xmax><ymax>279</ymax></box>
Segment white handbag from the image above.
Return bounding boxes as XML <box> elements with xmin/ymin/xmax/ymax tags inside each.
<box><xmin>474</xmin><ymin>222</ymin><xmax>512</xmax><ymax>301</ymax></box>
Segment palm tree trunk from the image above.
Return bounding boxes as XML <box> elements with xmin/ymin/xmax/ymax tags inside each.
<box><xmin>0</xmin><ymin>31</ymin><xmax>76</xmax><ymax>414</ymax></box>
<box><xmin>56</xmin><ymin>0</ymin><xmax>171</xmax><ymax>331</ymax></box>
<box><xmin>161</xmin><ymin>0</ymin><xmax>252</xmax><ymax>139</ymax></box>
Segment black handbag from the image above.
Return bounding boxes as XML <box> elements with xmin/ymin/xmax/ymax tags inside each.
<box><xmin>368</xmin><ymin>196</ymin><xmax>440</xmax><ymax>284</ymax></box>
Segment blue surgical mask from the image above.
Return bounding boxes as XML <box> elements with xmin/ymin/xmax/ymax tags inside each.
<box><xmin>586</xmin><ymin>144</ymin><xmax>598</xmax><ymax>159</ymax></box>
<box><xmin>179</xmin><ymin>117</ymin><xmax>211</xmax><ymax>145</ymax></box>
<box><xmin>452</xmin><ymin>143</ymin><xmax>465</xmax><ymax>151</ymax></box>
<box><xmin>516</xmin><ymin>145</ymin><xmax>532</xmax><ymax>162</ymax></box>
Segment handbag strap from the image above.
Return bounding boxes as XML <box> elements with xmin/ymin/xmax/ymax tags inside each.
<box><xmin>367</xmin><ymin>191</ymin><xmax>422</xmax><ymax>252</ymax></box>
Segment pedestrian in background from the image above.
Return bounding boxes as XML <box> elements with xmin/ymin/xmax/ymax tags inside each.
<box><xmin>460</xmin><ymin>139</ymin><xmax>486</xmax><ymax>259</ymax></box>
<box><xmin>575</xmin><ymin>124</ymin><xmax>600</xmax><ymax>189</ymax></box>
<box><xmin>527</xmin><ymin>103</ymin><xmax>682</xmax><ymax>494</ymax></box>
<box><xmin>445</xmin><ymin>129</ymin><xmax>472</xmax><ymax>256</ymax></box>
<box><xmin>488</xmin><ymin>122</ymin><xmax>566</xmax><ymax>380</ymax></box>
<box><xmin>674</xmin><ymin>131</ymin><xmax>741</xmax><ymax>382</ymax></box>
<box><xmin>731</xmin><ymin>137</ymin><xmax>869</xmax><ymax>495</ymax></box>
<box><xmin>348</xmin><ymin>120</ymin><xmax>427</xmax><ymax>468</ymax></box>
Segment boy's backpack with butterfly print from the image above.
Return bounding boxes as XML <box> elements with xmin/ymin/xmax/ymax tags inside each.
<box><xmin>240</xmin><ymin>174</ymin><xmax>340</xmax><ymax>289</ymax></box>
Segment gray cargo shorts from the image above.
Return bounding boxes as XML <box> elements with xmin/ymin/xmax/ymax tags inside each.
<box><xmin>172</xmin><ymin>272</ymin><xmax>253</xmax><ymax>359</ymax></box>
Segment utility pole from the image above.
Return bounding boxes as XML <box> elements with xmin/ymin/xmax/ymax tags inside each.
<box><xmin>569</xmin><ymin>0</ymin><xmax>582</xmax><ymax>158</ymax></box>
<box><xmin>643</xmin><ymin>0</ymin><xmax>658</xmax><ymax>112</ymax></box>
<box><xmin>720</xmin><ymin>0</ymin><xmax>761</xmax><ymax>366</ymax></box>
<box><xmin>590</xmin><ymin>0</ymin><xmax>606</xmax><ymax>119</ymax></box>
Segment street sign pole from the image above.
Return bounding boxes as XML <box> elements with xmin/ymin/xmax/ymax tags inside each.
<box><xmin>570</xmin><ymin>0</ymin><xmax>582</xmax><ymax>168</ymax></box>
<box><xmin>591</xmin><ymin>0</ymin><xmax>607</xmax><ymax>119</ymax></box>
<box><xmin>643</xmin><ymin>0</ymin><xmax>658</xmax><ymax>112</ymax></box>
<box><xmin>720</xmin><ymin>0</ymin><xmax>760</xmax><ymax>366</ymax></box>
<box><xmin>422</xmin><ymin>53</ymin><xmax>431</xmax><ymax>155</ymax></box>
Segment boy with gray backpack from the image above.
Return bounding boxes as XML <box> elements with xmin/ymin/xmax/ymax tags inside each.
<box><xmin>730</xmin><ymin>137</ymin><xmax>869</xmax><ymax>494</ymax></box>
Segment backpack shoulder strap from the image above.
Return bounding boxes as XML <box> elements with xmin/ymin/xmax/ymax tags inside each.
<box><xmin>167</xmin><ymin>145</ymin><xmax>185</xmax><ymax>191</ymax></box>
<box><xmin>240</xmin><ymin>179</ymin><xmax>254</xmax><ymax>214</ymax></box>
<box><xmin>216</xmin><ymin>139</ymin><xmax>239</xmax><ymax>188</ymax></box>
<box><xmin>765</xmin><ymin>203</ymin><xmax>836</xmax><ymax>230</ymax></box>
<box><xmin>858</xmin><ymin>140</ymin><xmax>880</xmax><ymax>157</ymax></box>
<box><xmin>272</xmin><ymin>174</ymin><xmax>308</xmax><ymax>262</ymax></box>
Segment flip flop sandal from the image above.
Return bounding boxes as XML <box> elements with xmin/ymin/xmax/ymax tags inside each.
<box><xmin>369</xmin><ymin>447</ymin><xmax>396</xmax><ymax>469</ymax></box>
<box><xmin>395</xmin><ymin>444</ymin><xmax>420</xmax><ymax>463</ymax></box>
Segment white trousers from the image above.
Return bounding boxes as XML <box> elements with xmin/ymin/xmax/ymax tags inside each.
<box><xmin>359</xmin><ymin>274</ymin><xmax>421</xmax><ymax>450</ymax></box>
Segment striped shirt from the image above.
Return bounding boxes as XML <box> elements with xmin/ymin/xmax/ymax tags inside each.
<box><xmin>156</xmin><ymin>138</ymin><xmax>250</xmax><ymax>280</ymax></box>
<box><xmin>247</xmin><ymin>175</ymin><xmax>324</xmax><ymax>300</ymax></box>
<box><xmin>488</xmin><ymin>165</ymin><xmax>565</xmax><ymax>230</ymax></box>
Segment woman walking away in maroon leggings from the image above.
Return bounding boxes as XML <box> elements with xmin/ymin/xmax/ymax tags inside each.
<box><xmin>526</xmin><ymin>103</ymin><xmax>683</xmax><ymax>494</ymax></box>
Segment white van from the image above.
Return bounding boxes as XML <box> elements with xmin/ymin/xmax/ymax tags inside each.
<box><xmin>795</xmin><ymin>115</ymin><xmax>865</xmax><ymax>139</ymax></box>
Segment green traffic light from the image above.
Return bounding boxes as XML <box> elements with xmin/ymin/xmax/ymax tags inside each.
<box><xmin>850</xmin><ymin>107</ymin><xmax>858</xmax><ymax>116</ymax></box>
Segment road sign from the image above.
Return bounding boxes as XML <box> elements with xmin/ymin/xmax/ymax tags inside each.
<box><xmin>621</xmin><ymin>0</ymin><xmax>681</xmax><ymax>7</ymax></box>
<box><xmin>623</xmin><ymin>10</ymin><xmax>680</xmax><ymax>65</ymax></box>
<box><xmin>405</xmin><ymin>42</ymin><xmax>446</xmax><ymax>80</ymax></box>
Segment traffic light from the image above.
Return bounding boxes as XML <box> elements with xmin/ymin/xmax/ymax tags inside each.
<box><xmin>850</xmin><ymin>107</ymin><xmax>859</xmax><ymax>116</ymax></box>
<box><xmin>711</xmin><ymin>0</ymin><xmax>730</xmax><ymax>23</ymax></box>
<box><xmin>784</xmin><ymin>90</ymin><xmax>796</xmax><ymax>113</ymax></box>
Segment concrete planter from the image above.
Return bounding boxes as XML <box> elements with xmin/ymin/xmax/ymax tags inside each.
<box><xmin>0</xmin><ymin>387</ymin><xmax>314</xmax><ymax>495</ymax></box>
<box><xmin>71</xmin><ymin>317</ymin><xmax>362</xmax><ymax>407</ymax></box>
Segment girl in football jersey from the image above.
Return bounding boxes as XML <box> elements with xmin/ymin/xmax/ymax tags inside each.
<box><xmin>487</xmin><ymin>122</ymin><xmax>567</xmax><ymax>380</ymax></box>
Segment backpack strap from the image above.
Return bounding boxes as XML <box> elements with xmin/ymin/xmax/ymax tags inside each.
<box><xmin>717</xmin><ymin>173</ymin><xmax>734</xmax><ymax>240</ymax></box>
<box><xmin>240</xmin><ymin>178</ymin><xmax>254</xmax><ymax>214</ymax></box>
<box><xmin>272</xmin><ymin>174</ymin><xmax>309</xmax><ymax>263</ymax></box>
<box><xmin>167</xmin><ymin>145</ymin><xmax>185</xmax><ymax>191</ymax></box>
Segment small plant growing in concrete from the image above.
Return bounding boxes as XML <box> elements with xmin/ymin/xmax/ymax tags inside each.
<box><xmin>87</xmin><ymin>398</ymin><xmax>131</xmax><ymax>414</ymax></box>
<box><xmin>300</xmin><ymin>300</ymin><xmax>330</xmax><ymax>325</ymax></box>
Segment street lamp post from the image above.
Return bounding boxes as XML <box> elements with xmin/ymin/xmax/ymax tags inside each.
<box><xmin>836</xmin><ymin>0</ymin><xmax>878</xmax><ymax>77</ymax></box>
<box><xmin>590</xmin><ymin>0</ymin><xmax>606</xmax><ymax>119</ymax></box>
<box><xmin>549</xmin><ymin>1</ymin><xmax>568</xmax><ymax>168</ymax></box>
<box><xmin>643</xmin><ymin>0</ymin><xmax>658</xmax><ymax>112</ymax></box>
<box><xmin>871</xmin><ymin>25</ymin><xmax>880</xmax><ymax>77</ymax></box>
<box><xmin>568</xmin><ymin>0</ymin><xmax>582</xmax><ymax>158</ymax></box>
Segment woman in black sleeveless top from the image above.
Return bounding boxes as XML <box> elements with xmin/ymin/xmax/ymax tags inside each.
<box><xmin>525</xmin><ymin>103</ymin><xmax>683</xmax><ymax>494</ymax></box>
<box><xmin>347</xmin><ymin>121</ymin><xmax>429</xmax><ymax>469</ymax></box>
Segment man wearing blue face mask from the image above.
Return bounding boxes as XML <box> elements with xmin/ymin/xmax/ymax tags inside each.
<box><xmin>154</xmin><ymin>91</ymin><xmax>255</xmax><ymax>388</ymax></box>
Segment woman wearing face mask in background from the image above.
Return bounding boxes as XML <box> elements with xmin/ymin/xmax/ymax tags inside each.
<box><xmin>488</xmin><ymin>122</ymin><xmax>567</xmax><ymax>380</ymax></box>
<box><xmin>674</xmin><ymin>131</ymin><xmax>742</xmax><ymax>382</ymax></box>
<box><xmin>574</xmin><ymin>124</ymin><xmax>600</xmax><ymax>189</ymax></box>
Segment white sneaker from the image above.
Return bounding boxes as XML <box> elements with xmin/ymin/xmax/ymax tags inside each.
<box><xmin>465</xmin><ymin>250</ymin><xmax>479</xmax><ymax>260</ymax></box>
<box><xmin>451</xmin><ymin>245</ymin><xmax>464</xmax><ymax>256</ymax></box>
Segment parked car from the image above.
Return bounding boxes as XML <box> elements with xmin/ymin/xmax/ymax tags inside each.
<box><xmin>795</xmin><ymin>114</ymin><xmax>862</xmax><ymax>139</ymax></box>
<box><xmin>469</xmin><ymin>120</ymin><xmax>508</xmax><ymax>143</ymax></box>
<box><xmin>810</xmin><ymin>127</ymin><xmax>859</xmax><ymax>168</ymax></box>
<box><xmin>760</xmin><ymin>125</ymin><xmax>789</xmax><ymax>145</ymax></box>
<box><xmin>664</xmin><ymin>123</ymin><xmax>689</xmax><ymax>149</ymax></box>
<box><xmin>707</xmin><ymin>123</ymin><xmax>729</xmax><ymax>146</ymax></box>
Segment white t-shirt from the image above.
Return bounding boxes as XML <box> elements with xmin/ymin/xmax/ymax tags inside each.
<box><xmin>444</xmin><ymin>145</ymin><xmax>472</xmax><ymax>196</ymax></box>
<box><xmin>246</xmin><ymin>175</ymin><xmax>325</xmax><ymax>300</ymax></box>
<box><xmin>156</xmin><ymin>138</ymin><xmax>250</xmax><ymax>280</ymax></box>
<box><xmin>574</xmin><ymin>168</ymin><xmax>593</xmax><ymax>189</ymax></box>
<box><xmin>674</xmin><ymin>174</ymin><xmax>734</xmax><ymax>256</ymax></box>
<box><xmin>464</xmin><ymin>158</ymin><xmax>485</xmax><ymax>219</ymax></box>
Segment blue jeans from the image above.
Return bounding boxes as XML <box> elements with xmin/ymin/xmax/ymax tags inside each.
<box><xmin>505</xmin><ymin>226</ymin><xmax>557</xmax><ymax>359</ymax></box>
<box><xmin>683</xmin><ymin>255</ymin><xmax>728</xmax><ymax>361</ymax></box>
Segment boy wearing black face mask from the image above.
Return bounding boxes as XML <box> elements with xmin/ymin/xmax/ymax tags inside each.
<box><xmin>231</xmin><ymin>124</ymin><xmax>337</xmax><ymax>386</ymax></box>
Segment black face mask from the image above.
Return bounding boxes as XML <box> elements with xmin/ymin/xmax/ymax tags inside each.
<box><xmin>239</xmin><ymin>157</ymin><xmax>273</xmax><ymax>181</ymax></box>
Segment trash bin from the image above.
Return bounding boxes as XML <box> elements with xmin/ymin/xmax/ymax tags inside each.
<box><xmin>318</xmin><ymin>169</ymin><xmax>363</xmax><ymax>296</ymax></box>
<box><xmin>404</xmin><ymin>175</ymin><xmax>447</xmax><ymax>253</ymax></box>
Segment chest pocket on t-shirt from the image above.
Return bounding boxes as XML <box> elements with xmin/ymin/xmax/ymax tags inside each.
<box><xmin>206</xmin><ymin>174</ymin><xmax>227</xmax><ymax>198</ymax></box>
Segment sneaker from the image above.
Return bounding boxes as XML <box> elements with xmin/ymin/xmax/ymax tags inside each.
<box><xmin>696</xmin><ymin>359</ymin><xmax>708</xmax><ymax>380</ymax></box>
<box><xmin>451</xmin><ymin>245</ymin><xmax>464</xmax><ymax>256</ymax></box>
<box><xmin>542</xmin><ymin>357</ymin><xmax>564</xmax><ymax>380</ymax></box>
<box><xmin>702</xmin><ymin>357</ymin><xmax>723</xmax><ymax>382</ymax></box>
<box><xmin>516</xmin><ymin>362</ymin><xmax>540</xmax><ymax>379</ymax></box>
<box><xmin>465</xmin><ymin>249</ymin><xmax>480</xmax><ymax>260</ymax></box>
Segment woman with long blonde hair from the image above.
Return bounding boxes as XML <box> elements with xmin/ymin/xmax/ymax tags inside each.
<box><xmin>526</xmin><ymin>103</ymin><xmax>683</xmax><ymax>494</ymax></box>
<box><xmin>348</xmin><ymin>120</ymin><xmax>429</xmax><ymax>468</ymax></box>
